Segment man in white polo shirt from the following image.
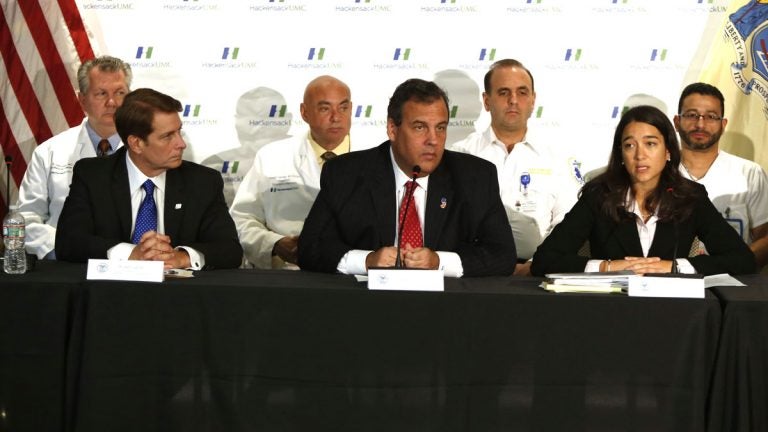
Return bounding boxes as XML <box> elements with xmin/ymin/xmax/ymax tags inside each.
<box><xmin>451</xmin><ymin>59</ymin><xmax>581</xmax><ymax>275</ymax></box>
<box><xmin>674</xmin><ymin>82</ymin><xmax>768</xmax><ymax>271</ymax></box>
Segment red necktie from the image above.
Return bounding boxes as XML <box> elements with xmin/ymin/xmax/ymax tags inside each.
<box><xmin>399</xmin><ymin>180</ymin><xmax>423</xmax><ymax>249</ymax></box>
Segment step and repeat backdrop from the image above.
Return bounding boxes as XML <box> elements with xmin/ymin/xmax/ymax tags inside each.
<box><xmin>2</xmin><ymin>0</ymin><xmax>767</xmax><ymax>208</ymax></box>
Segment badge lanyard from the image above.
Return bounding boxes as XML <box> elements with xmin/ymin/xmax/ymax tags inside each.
<box><xmin>520</xmin><ymin>172</ymin><xmax>531</xmax><ymax>196</ymax></box>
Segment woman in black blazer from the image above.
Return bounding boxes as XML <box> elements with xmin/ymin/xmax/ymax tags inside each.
<box><xmin>531</xmin><ymin>105</ymin><xmax>755</xmax><ymax>276</ymax></box>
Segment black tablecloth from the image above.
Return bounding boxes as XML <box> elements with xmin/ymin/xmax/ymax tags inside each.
<box><xmin>2</xmin><ymin>262</ymin><xmax>744</xmax><ymax>431</ymax></box>
<box><xmin>63</xmin><ymin>269</ymin><xmax>721</xmax><ymax>432</ymax></box>
<box><xmin>709</xmin><ymin>275</ymin><xmax>768</xmax><ymax>432</ymax></box>
<box><xmin>0</xmin><ymin>261</ymin><xmax>84</xmax><ymax>432</ymax></box>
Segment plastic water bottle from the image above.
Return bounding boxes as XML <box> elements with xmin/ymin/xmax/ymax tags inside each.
<box><xmin>3</xmin><ymin>205</ymin><xmax>27</xmax><ymax>274</ymax></box>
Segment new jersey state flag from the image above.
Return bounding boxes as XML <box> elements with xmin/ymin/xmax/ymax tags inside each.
<box><xmin>694</xmin><ymin>0</ymin><xmax>768</xmax><ymax>173</ymax></box>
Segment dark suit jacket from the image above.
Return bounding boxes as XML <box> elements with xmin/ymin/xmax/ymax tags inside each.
<box><xmin>55</xmin><ymin>147</ymin><xmax>243</xmax><ymax>269</ymax></box>
<box><xmin>297</xmin><ymin>141</ymin><xmax>517</xmax><ymax>276</ymax></box>
<box><xmin>530</xmin><ymin>182</ymin><xmax>756</xmax><ymax>276</ymax></box>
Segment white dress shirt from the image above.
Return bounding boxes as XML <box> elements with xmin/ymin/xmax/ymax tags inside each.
<box><xmin>336</xmin><ymin>149</ymin><xmax>464</xmax><ymax>277</ymax></box>
<box><xmin>451</xmin><ymin>127</ymin><xmax>580</xmax><ymax>259</ymax></box>
<box><xmin>106</xmin><ymin>154</ymin><xmax>205</xmax><ymax>269</ymax></box>
<box><xmin>585</xmin><ymin>194</ymin><xmax>694</xmax><ymax>273</ymax></box>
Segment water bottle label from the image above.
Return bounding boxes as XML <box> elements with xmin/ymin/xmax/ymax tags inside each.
<box><xmin>3</xmin><ymin>224</ymin><xmax>25</xmax><ymax>237</ymax></box>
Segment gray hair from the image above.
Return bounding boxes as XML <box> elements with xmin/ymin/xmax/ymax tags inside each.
<box><xmin>76</xmin><ymin>55</ymin><xmax>132</xmax><ymax>94</ymax></box>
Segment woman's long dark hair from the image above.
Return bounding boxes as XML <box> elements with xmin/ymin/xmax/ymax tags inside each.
<box><xmin>582</xmin><ymin>105</ymin><xmax>702</xmax><ymax>223</ymax></box>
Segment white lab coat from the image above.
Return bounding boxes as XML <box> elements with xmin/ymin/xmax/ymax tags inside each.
<box><xmin>17</xmin><ymin>119</ymin><xmax>123</xmax><ymax>258</ymax></box>
<box><xmin>229</xmin><ymin>132</ymin><xmax>369</xmax><ymax>269</ymax></box>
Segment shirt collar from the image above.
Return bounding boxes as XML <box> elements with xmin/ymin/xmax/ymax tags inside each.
<box><xmin>624</xmin><ymin>190</ymin><xmax>658</xmax><ymax>223</ymax></box>
<box><xmin>125</xmin><ymin>152</ymin><xmax>167</xmax><ymax>194</ymax></box>
<box><xmin>485</xmin><ymin>126</ymin><xmax>541</xmax><ymax>155</ymax></box>
<box><xmin>84</xmin><ymin>120</ymin><xmax>120</xmax><ymax>151</ymax></box>
<box><xmin>308</xmin><ymin>132</ymin><xmax>351</xmax><ymax>164</ymax></box>
<box><xmin>389</xmin><ymin>146</ymin><xmax>429</xmax><ymax>192</ymax></box>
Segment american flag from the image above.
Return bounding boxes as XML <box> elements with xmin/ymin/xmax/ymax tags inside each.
<box><xmin>0</xmin><ymin>0</ymin><xmax>95</xmax><ymax>220</ymax></box>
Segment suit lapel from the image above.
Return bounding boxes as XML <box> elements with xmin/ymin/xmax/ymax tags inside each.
<box><xmin>370</xmin><ymin>144</ymin><xmax>397</xmax><ymax>246</ymax></box>
<box><xmin>613</xmin><ymin>219</ymin><xmax>644</xmax><ymax>257</ymax></box>
<box><xmin>164</xmin><ymin>167</ymin><xmax>184</xmax><ymax>241</ymax></box>
<box><xmin>368</xmin><ymin>145</ymin><xmax>397</xmax><ymax>246</ymax></box>
<box><xmin>112</xmin><ymin>149</ymin><xmax>133</xmax><ymax>240</ymax></box>
<box><xmin>424</xmin><ymin>163</ymin><xmax>453</xmax><ymax>249</ymax></box>
<box><xmin>648</xmin><ymin>220</ymin><xmax>674</xmax><ymax>257</ymax></box>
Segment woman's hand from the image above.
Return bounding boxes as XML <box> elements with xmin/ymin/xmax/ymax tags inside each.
<box><xmin>617</xmin><ymin>256</ymin><xmax>674</xmax><ymax>274</ymax></box>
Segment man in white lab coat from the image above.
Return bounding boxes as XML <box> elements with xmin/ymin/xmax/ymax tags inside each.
<box><xmin>17</xmin><ymin>55</ymin><xmax>132</xmax><ymax>259</ymax></box>
<box><xmin>230</xmin><ymin>75</ymin><xmax>358</xmax><ymax>269</ymax></box>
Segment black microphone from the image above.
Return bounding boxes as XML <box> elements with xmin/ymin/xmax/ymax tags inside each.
<box><xmin>667</xmin><ymin>187</ymin><xmax>679</xmax><ymax>274</ymax></box>
<box><xmin>395</xmin><ymin>165</ymin><xmax>421</xmax><ymax>268</ymax></box>
<box><xmin>4</xmin><ymin>156</ymin><xmax>12</xmax><ymax>215</ymax></box>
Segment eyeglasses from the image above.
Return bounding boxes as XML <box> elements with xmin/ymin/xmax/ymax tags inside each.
<box><xmin>679</xmin><ymin>112</ymin><xmax>723</xmax><ymax>123</ymax></box>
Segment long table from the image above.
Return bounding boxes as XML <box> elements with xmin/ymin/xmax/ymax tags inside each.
<box><xmin>1</xmin><ymin>261</ymin><xmax>751</xmax><ymax>431</ymax></box>
<box><xmin>708</xmin><ymin>275</ymin><xmax>768</xmax><ymax>432</ymax></box>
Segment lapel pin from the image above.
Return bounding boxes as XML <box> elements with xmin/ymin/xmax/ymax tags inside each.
<box><xmin>440</xmin><ymin>197</ymin><xmax>447</xmax><ymax>209</ymax></box>
<box><xmin>175</xmin><ymin>203</ymin><xmax>182</xmax><ymax>209</ymax></box>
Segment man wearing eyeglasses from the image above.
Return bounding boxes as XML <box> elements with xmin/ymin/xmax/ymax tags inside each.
<box><xmin>674</xmin><ymin>82</ymin><xmax>768</xmax><ymax>271</ymax></box>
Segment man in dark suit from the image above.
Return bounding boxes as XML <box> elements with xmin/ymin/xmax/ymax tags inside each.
<box><xmin>56</xmin><ymin>88</ymin><xmax>242</xmax><ymax>270</ymax></box>
<box><xmin>298</xmin><ymin>78</ymin><xmax>516</xmax><ymax>277</ymax></box>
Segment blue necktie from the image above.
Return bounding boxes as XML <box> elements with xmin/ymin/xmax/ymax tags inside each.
<box><xmin>132</xmin><ymin>180</ymin><xmax>157</xmax><ymax>244</ymax></box>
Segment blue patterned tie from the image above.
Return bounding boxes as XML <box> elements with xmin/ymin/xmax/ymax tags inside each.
<box><xmin>132</xmin><ymin>180</ymin><xmax>157</xmax><ymax>244</ymax></box>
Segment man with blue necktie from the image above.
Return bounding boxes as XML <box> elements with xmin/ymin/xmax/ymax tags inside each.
<box><xmin>55</xmin><ymin>88</ymin><xmax>242</xmax><ymax>270</ymax></box>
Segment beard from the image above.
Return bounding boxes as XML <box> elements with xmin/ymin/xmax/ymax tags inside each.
<box><xmin>679</xmin><ymin>128</ymin><xmax>721</xmax><ymax>151</ymax></box>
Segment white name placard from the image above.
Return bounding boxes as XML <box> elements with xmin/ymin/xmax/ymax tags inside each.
<box><xmin>628</xmin><ymin>274</ymin><xmax>705</xmax><ymax>298</ymax></box>
<box><xmin>367</xmin><ymin>268</ymin><xmax>444</xmax><ymax>291</ymax></box>
<box><xmin>86</xmin><ymin>259</ymin><xmax>164</xmax><ymax>283</ymax></box>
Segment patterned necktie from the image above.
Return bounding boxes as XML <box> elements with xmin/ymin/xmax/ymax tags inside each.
<box><xmin>132</xmin><ymin>180</ymin><xmax>157</xmax><ymax>244</ymax></box>
<box><xmin>399</xmin><ymin>180</ymin><xmax>423</xmax><ymax>249</ymax></box>
<box><xmin>320</xmin><ymin>151</ymin><xmax>336</xmax><ymax>163</ymax></box>
<box><xmin>97</xmin><ymin>139</ymin><xmax>110</xmax><ymax>157</ymax></box>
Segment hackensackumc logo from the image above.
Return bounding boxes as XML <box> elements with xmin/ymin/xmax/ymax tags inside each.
<box><xmin>726</xmin><ymin>0</ymin><xmax>768</xmax><ymax>116</ymax></box>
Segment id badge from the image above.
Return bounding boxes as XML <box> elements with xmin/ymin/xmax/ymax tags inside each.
<box><xmin>725</xmin><ymin>218</ymin><xmax>745</xmax><ymax>239</ymax></box>
<box><xmin>514</xmin><ymin>197</ymin><xmax>538</xmax><ymax>213</ymax></box>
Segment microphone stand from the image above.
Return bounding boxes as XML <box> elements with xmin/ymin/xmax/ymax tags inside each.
<box><xmin>395</xmin><ymin>165</ymin><xmax>421</xmax><ymax>268</ymax></box>
<box><xmin>666</xmin><ymin>187</ymin><xmax>679</xmax><ymax>274</ymax></box>
<box><xmin>670</xmin><ymin>223</ymin><xmax>679</xmax><ymax>274</ymax></box>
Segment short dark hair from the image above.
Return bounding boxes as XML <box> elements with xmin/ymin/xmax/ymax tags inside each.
<box><xmin>115</xmin><ymin>88</ymin><xmax>182</xmax><ymax>144</ymax></box>
<box><xmin>484</xmin><ymin>59</ymin><xmax>535</xmax><ymax>93</ymax></box>
<box><xmin>387</xmin><ymin>78</ymin><xmax>449</xmax><ymax>126</ymax></box>
<box><xmin>677</xmin><ymin>82</ymin><xmax>725</xmax><ymax>116</ymax></box>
